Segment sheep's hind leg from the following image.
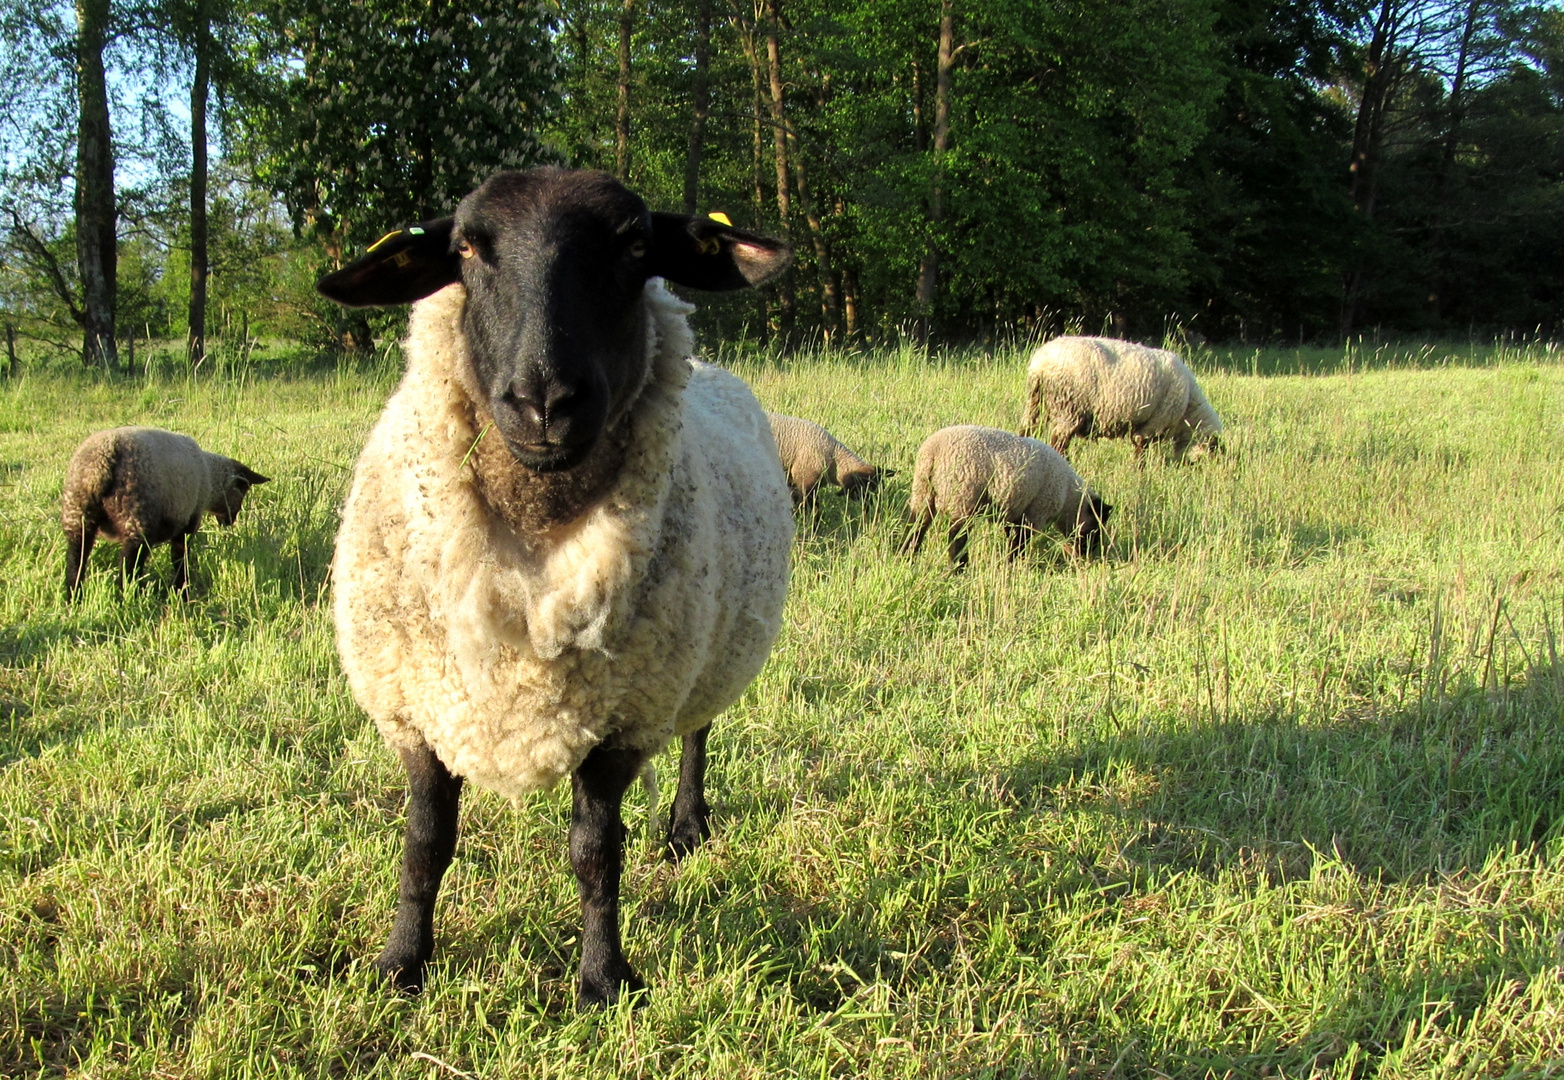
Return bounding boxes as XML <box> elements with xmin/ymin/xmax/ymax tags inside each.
<box><xmin>572</xmin><ymin>743</ymin><xmax>647</xmax><ymax>1008</ymax></box>
<box><xmin>666</xmin><ymin>724</ymin><xmax>711</xmax><ymax>861</ymax></box>
<box><xmin>900</xmin><ymin>509</ymin><xmax>933</xmax><ymax>556</ymax></box>
<box><xmin>120</xmin><ymin>536</ymin><xmax>152</xmax><ymax>589</ymax></box>
<box><xmin>64</xmin><ymin>527</ymin><xmax>97</xmax><ymax>599</ymax></box>
<box><xmin>946</xmin><ymin>519</ymin><xmax>972</xmax><ymax>571</ymax></box>
<box><xmin>376</xmin><ymin>743</ymin><xmax>463</xmax><ymax>993</ymax></box>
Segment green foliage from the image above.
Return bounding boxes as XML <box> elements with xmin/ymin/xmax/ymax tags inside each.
<box><xmin>236</xmin><ymin>0</ymin><xmax>558</xmax><ymax>253</ymax></box>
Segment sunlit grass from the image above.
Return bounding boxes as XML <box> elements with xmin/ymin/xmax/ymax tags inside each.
<box><xmin>1</xmin><ymin>340</ymin><xmax>1562</xmax><ymax>1078</ymax></box>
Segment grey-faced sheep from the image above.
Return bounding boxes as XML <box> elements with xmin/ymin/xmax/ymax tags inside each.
<box><xmin>901</xmin><ymin>424</ymin><xmax>1112</xmax><ymax>569</ymax></box>
<box><xmin>766</xmin><ymin>412</ymin><xmax>889</xmax><ymax>508</ymax></box>
<box><xmin>1021</xmin><ymin>336</ymin><xmax>1223</xmax><ymax>461</ymax></box>
<box><xmin>316</xmin><ymin>168</ymin><xmax>794</xmax><ymax>1008</ymax></box>
<box><xmin>61</xmin><ymin>426</ymin><xmax>269</xmax><ymax>598</ymax></box>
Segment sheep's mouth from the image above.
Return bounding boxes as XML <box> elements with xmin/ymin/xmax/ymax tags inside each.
<box><xmin>507</xmin><ymin>437</ymin><xmax>596</xmax><ymax>474</ymax></box>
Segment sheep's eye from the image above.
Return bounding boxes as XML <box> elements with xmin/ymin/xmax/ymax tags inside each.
<box><xmin>456</xmin><ymin>240</ymin><xmax>475</xmax><ymax>259</ymax></box>
<box><xmin>627</xmin><ymin>239</ymin><xmax>648</xmax><ymax>259</ymax></box>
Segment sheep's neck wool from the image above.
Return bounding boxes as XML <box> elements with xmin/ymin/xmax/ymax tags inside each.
<box><xmin>465</xmin><ymin>407</ymin><xmax>633</xmax><ymax>536</ymax></box>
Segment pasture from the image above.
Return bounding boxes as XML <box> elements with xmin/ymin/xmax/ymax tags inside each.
<box><xmin>1</xmin><ymin>340</ymin><xmax>1562</xmax><ymax>1078</ymax></box>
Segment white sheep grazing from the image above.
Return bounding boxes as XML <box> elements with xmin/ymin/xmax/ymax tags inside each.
<box><xmin>61</xmin><ymin>426</ymin><xmax>269</xmax><ymax>597</ymax></box>
<box><xmin>901</xmin><ymin>424</ymin><xmax>1111</xmax><ymax>568</ymax></box>
<box><xmin>1021</xmin><ymin>336</ymin><xmax>1223</xmax><ymax>461</ymax></box>
<box><xmin>766</xmin><ymin>412</ymin><xmax>889</xmax><ymax>507</ymax></box>
<box><xmin>317</xmin><ymin>168</ymin><xmax>794</xmax><ymax>1008</ymax></box>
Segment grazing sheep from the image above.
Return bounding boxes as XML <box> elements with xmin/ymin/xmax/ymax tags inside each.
<box><xmin>1021</xmin><ymin>336</ymin><xmax>1223</xmax><ymax>461</ymax></box>
<box><xmin>61</xmin><ymin>426</ymin><xmax>269</xmax><ymax>597</ymax></box>
<box><xmin>766</xmin><ymin>412</ymin><xmax>889</xmax><ymax>507</ymax></box>
<box><xmin>901</xmin><ymin>424</ymin><xmax>1111</xmax><ymax>568</ymax></box>
<box><xmin>316</xmin><ymin>168</ymin><xmax>794</xmax><ymax>1007</ymax></box>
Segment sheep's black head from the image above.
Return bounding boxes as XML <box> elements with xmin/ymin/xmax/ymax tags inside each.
<box><xmin>1072</xmin><ymin>493</ymin><xmax>1113</xmax><ymax>557</ymax></box>
<box><xmin>841</xmin><ymin>466</ymin><xmax>893</xmax><ymax>500</ymax></box>
<box><xmin>317</xmin><ymin>168</ymin><xmax>792</xmax><ymax>473</ymax></box>
<box><xmin>212</xmin><ymin>462</ymin><xmax>270</xmax><ymax>527</ymax></box>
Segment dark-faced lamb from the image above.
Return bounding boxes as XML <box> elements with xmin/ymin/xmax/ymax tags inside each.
<box><xmin>1021</xmin><ymin>335</ymin><xmax>1223</xmax><ymax>461</ymax></box>
<box><xmin>316</xmin><ymin>168</ymin><xmax>795</xmax><ymax>1008</ymax></box>
<box><xmin>766</xmin><ymin>412</ymin><xmax>889</xmax><ymax>508</ymax></box>
<box><xmin>901</xmin><ymin>424</ymin><xmax>1112</xmax><ymax>568</ymax></box>
<box><xmin>61</xmin><ymin>426</ymin><xmax>269</xmax><ymax>597</ymax></box>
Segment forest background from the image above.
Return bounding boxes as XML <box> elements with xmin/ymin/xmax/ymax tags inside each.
<box><xmin>0</xmin><ymin>0</ymin><xmax>1561</xmax><ymax>368</ymax></box>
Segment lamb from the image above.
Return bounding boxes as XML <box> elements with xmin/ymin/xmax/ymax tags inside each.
<box><xmin>766</xmin><ymin>412</ymin><xmax>889</xmax><ymax>507</ymax></box>
<box><xmin>316</xmin><ymin>168</ymin><xmax>795</xmax><ymax>1008</ymax></box>
<box><xmin>61</xmin><ymin>426</ymin><xmax>269</xmax><ymax>597</ymax></box>
<box><xmin>901</xmin><ymin>424</ymin><xmax>1111</xmax><ymax>568</ymax></box>
<box><xmin>1020</xmin><ymin>336</ymin><xmax>1223</xmax><ymax>461</ymax></box>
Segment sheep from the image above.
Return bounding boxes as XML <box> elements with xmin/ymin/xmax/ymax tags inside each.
<box><xmin>315</xmin><ymin>168</ymin><xmax>795</xmax><ymax>1008</ymax></box>
<box><xmin>61</xmin><ymin>426</ymin><xmax>269</xmax><ymax>598</ymax></box>
<box><xmin>901</xmin><ymin>424</ymin><xmax>1112</xmax><ymax>569</ymax></box>
<box><xmin>765</xmin><ymin>412</ymin><xmax>889</xmax><ymax>508</ymax></box>
<box><xmin>1020</xmin><ymin>336</ymin><xmax>1223</xmax><ymax>461</ymax></box>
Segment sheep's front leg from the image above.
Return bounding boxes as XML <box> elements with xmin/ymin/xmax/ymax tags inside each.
<box><xmin>170</xmin><ymin>534</ymin><xmax>190</xmax><ymax>596</ymax></box>
<box><xmin>171</xmin><ymin>516</ymin><xmax>200</xmax><ymax>597</ymax></box>
<box><xmin>1004</xmin><ymin>521</ymin><xmax>1032</xmax><ymax>562</ymax></box>
<box><xmin>666</xmin><ymin>724</ymin><xmax>711</xmax><ymax>861</ymax></box>
<box><xmin>376</xmin><ymin>743</ymin><xmax>463</xmax><ymax>993</ymax></box>
<box><xmin>572</xmin><ymin>743</ymin><xmax>646</xmax><ymax>1008</ymax></box>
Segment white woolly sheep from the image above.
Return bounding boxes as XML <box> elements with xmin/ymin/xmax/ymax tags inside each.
<box><xmin>901</xmin><ymin>424</ymin><xmax>1112</xmax><ymax>568</ymax></box>
<box><xmin>61</xmin><ymin>426</ymin><xmax>269</xmax><ymax>597</ymax></box>
<box><xmin>1021</xmin><ymin>336</ymin><xmax>1223</xmax><ymax>461</ymax></box>
<box><xmin>316</xmin><ymin>168</ymin><xmax>794</xmax><ymax>1008</ymax></box>
<box><xmin>766</xmin><ymin>412</ymin><xmax>889</xmax><ymax>507</ymax></box>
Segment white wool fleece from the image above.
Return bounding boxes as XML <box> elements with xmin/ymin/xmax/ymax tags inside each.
<box><xmin>332</xmin><ymin>280</ymin><xmax>794</xmax><ymax>799</ymax></box>
<box><xmin>1024</xmin><ymin>336</ymin><xmax>1222</xmax><ymax>451</ymax></box>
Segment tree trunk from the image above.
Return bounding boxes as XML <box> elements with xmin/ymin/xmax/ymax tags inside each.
<box><xmin>75</xmin><ymin>0</ymin><xmax>117</xmax><ymax>369</ymax></box>
<box><xmin>764</xmin><ymin>0</ymin><xmax>794</xmax><ymax>339</ymax></box>
<box><xmin>616</xmin><ymin>0</ymin><xmax>634</xmax><ymax>182</ymax></box>
<box><xmin>789</xmin><ymin>142</ymin><xmax>838</xmax><ymax>337</ymax></box>
<box><xmin>1427</xmin><ymin>0</ymin><xmax>1483</xmax><ymax>320</ymax></box>
<box><xmin>683</xmin><ymin>0</ymin><xmax>711</xmax><ymax>215</ymax></box>
<box><xmin>5</xmin><ymin>323</ymin><xmax>16</xmax><ymax>376</ymax></box>
<box><xmin>1341</xmin><ymin>0</ymin><xmax>1402</xmax><ymax>338</ymax></box>
<box><xmin>738</xmin><ymin>20</ymin><xmax>766</xmax><ymax>223</ymax></box>
<box><xmin>188</xmin><ymin>0</ymin><xmax>210</xmax><ymax>368</ymax></box>
<box><xmin>915</xmin><ymin>0</ymin><xmax>953</xmax><ymax>344</ymax></box>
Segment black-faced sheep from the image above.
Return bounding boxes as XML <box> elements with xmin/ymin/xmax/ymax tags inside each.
<box><xmin>61</xmin><ymin>426</ymin><xmax>269</xmax><ymax>597</ymax></box>
<box><xmin>766</xmin><ymin>412</ymin><xmax>889</xmax><ymax>508</ymax></box>
<box><xmin>316</xmin><ymin>168</ymin><xmax>794</xmax><ymax>1008</ymax></box>
<box><xmin>1021</xmin><ymin>336</ymin><xmax>1223</xmax><ymax>461</ymax></box>
<box><xmin>901</xmin><ymin>424</ymin><xmax>1112</xmax><ymax>568</ymax></box>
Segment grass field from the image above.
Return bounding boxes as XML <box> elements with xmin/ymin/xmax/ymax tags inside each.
<box><xmin>1</xmin><ymin>338</ymin><xmax>1562</xmax><ymax>1078</ymax></box>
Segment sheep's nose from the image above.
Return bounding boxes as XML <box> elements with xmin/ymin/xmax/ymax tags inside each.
<box><xmin>505</xmin><ymin>376</ymin><xmax>581</xmax><ymax>440</ymax></box>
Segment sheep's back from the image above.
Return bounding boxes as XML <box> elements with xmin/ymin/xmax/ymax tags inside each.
<box><xmin>767</xmin><ymin>412</ymin><xmax>836</xmax><ymax>491</ymax></box>
<box><xmin>63</xmin><ymin>427</ymin><xmax>210</xmax><ymax>540</ymax></box>
<box><xmin>1028</xmin><ymin>337</ymin><xmax>1190</xmax><ymax>438</ymax></box>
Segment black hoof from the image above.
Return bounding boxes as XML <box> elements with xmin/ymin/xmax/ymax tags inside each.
<box><xmin>577</xmin><ymin>966</ymin><xmax>646</xmax><ymax>1010</ymax></box>
<box><xmin>665</xmin><ymin>811</ymin><xmax>710</xmax><ymax>862</ymax></box>
<box><xmin>373</xmin><ymin>950</ymin><xmax>428</xmax><ymax>994</ymax></box>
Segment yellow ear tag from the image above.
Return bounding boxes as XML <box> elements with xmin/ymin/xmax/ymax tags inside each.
<box><xmin>707</xmin><ymin>211</ymin><xmax>733</xmax><ymax>226</ymax></box>
<box><xmin>366</xmin><ymin>230</ymin><xmax>402</xmax><ymax>254</ymax></box>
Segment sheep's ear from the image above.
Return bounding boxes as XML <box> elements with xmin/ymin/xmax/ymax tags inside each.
<box><xmin>649</xmin><ymin>213</ymin><xmax>792</xmax><ymax>291</ymax></box>
<box><xmin>317</xmin><ymin>219</ymin><xmax>460</xmax><ymax>307</ymax></box>
<box><xmin>236</xmin><ymin>464</ymin><xmax>271</xmax><ymax>485</ymax></box>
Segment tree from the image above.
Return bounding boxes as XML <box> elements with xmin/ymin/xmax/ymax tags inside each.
<box><xmin>75</xmin><ymin>0</ymin><xmax>119</xmax><ymax>367</ymax></box>
<box><xmin>237</xmin><ymin>0</ymin><xmax>557</xmax><ymax>346</ymax></box>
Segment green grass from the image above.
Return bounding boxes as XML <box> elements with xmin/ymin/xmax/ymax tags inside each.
<box><xmin>1</xmin><ymin>342</ymin><xmax>1562</xmax><ymax>1078</ymax></box>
